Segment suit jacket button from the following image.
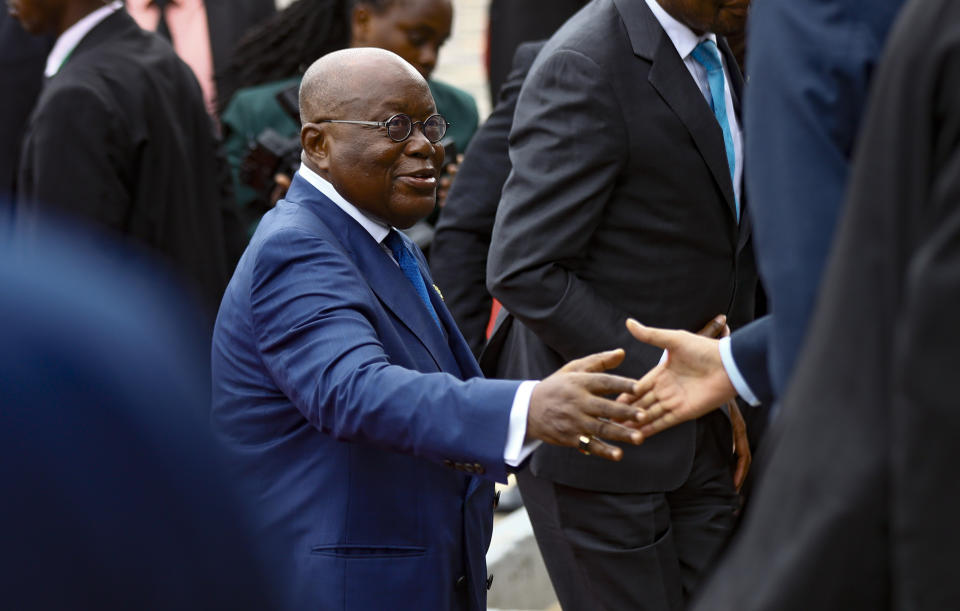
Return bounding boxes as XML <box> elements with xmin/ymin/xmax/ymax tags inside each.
<box><xmin>486</xmin><ymin>574</ymin><xmax>494</xmax><ymax>590</ymax></box>
<box><xmin>493</xmin><ymin>490</ymin><xmax>501</xmax><ymax>509</ymax></box>
<box><xmin>455</xmin><ymin>576</ymin><xmax>467</xmax><ymax>590</ymax></box>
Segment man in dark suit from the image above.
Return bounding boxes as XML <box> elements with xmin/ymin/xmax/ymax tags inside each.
<box><xmin>486</xmin><ymin>0</ymin><xmax>757</xmax><ymax>608</ymax></box>
<box><xmin>626</xmin><ymin>0</ymin><xmax>905</xmax><ymax>417</ymax></box>
<box><xmin>12</xmin><ymin>0</ymin><xmax>232</xmax><ymax>317</ymax></box>
<box><xmin>211</xmin><ymin>47</ymin><xmax>647</xmax><ymax>610</ymax></box>
<box><xmin>430</xmin><ymin>40</ymin><xmax>544</xmax><ymax>357</ymax></box>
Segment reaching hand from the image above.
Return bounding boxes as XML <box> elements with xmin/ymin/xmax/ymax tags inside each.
<box><xmin>623</xmin><ymin>318</ymin><xmax>738</xmax><ymax>438</ymax></box>
<box><xmin>527</xmin><ymin>349</ymin><xmax>645</xmax><ymax>462</ymax></box>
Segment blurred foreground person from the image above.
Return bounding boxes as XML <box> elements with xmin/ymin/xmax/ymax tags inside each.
<box><xmin>211</xmin><ymin>48</ymin><xmax>646</xmax><ymax>611</ymax></box>
<box><xmin>0</xmin><ymin>210</ymin><xmax>275</xmax><ymax>609</ymax></box>
<box><xmin>11</xmin><ymin>0</ymin><xmax>232</xmax><ymax>318</ymax></box>
<box><xmin>691</xmin><ymin>0</ymin><xmax>960</xmax><ymax>607</ymax></box>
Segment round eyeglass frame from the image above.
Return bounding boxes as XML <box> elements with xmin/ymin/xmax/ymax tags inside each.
<box><xmin>315</xmin><ymin>113</ymin><xmax>450</xmax><ymax>143</ymax></box>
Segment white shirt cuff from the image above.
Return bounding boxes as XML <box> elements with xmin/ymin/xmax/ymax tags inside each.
<box><xmin>504</xmin><ymin>380</ymin><xmax>542</xmax><ymax>467</ymax></box>
<box><xmin>718</xmin><ymin>336</ymin><xmax>760</xmax><ymax>406</ymax></box>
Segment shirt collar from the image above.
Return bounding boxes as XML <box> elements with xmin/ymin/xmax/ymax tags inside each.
<box><xmin>643</xmin><ymin>0</ymin><xmax>717</xmax><ymax>60</ymax></box>
<box><xmin>45</xmin><ymin>0</ymin><xmax>123</xmax><ymax>78</ymax></box>
<box><xmin>297</xmin><ymin>165</ymin><xmax>392</xmax><ymax>244</ymax></box>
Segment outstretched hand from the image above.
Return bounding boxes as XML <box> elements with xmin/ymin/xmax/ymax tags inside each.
<box><xmin>623</xmin><ymin>317</ymin><xmax>737</xmax><ymax>438</ymax></box>
<box><xmin>527</xmin><ymin>349</ymin><xmax>645</xmax><ymax>462</ymax></box>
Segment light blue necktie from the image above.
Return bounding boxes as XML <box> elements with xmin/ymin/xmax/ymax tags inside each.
<box><xmin>384</xmin><ymin>230</ymin><xmax>442</xmax><ymax>328</ymax></box>
<box><xmin>691</xmin><ymin>39</ymin><xmax>739</xmax><ymax>220</ymax></box>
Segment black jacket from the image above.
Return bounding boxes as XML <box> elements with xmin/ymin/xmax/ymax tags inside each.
<box><xmin>17</xmin><ymin>10</ymin><xmax>231</xmax><ymax>316</ymax></box>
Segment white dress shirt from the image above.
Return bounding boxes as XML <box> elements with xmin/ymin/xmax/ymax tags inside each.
<box><xmin>45</xmin><ymin>1</ymin><xmax>124</xmax><ymax>78</ymax></box>
<box><xmin>297</xmin><ymin>166</ymin><xmax>540</xmax><ymax>466</ymax></box>
<box><xmin>644</xmin><ymin>0</ymin><xmax>743</xmax><ymax>204</ymax></box>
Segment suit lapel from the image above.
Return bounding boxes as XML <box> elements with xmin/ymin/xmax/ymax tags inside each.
<box><xmin>286</xmin><ymin>177</ymin><xmax>461</xmax><ymax>375</ymax></box>
<box><xmin>718</xmin><ymin>37</ymin><xmax>743</xmax><ymax>115</ymax></box>
<box><xmin>614</xmin><ymin>0</ymin><xmax>738</xmax><ymax>221</ymax></box>
<box><xmin>416</xmin><ymin>253</ymin><xmax>483</xmax><ymax>380</ymax></box>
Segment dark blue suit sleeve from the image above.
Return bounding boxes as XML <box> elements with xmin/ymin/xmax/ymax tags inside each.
<box><xmin>250</xmin><ymin>227</ymin><xmax>521</xmax><ymax>482</ymax></box>
<box><xmin>744</xmin><ymin>0</ymin><xmax>903</xmax><ymax>396</ymax></box>
<box><xmin>729</xmin><ymin>315</ymin><xmax>774</xmax><ymax>406</ymax></box>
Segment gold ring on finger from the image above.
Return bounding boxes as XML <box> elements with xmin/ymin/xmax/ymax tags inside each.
<box><xmin>577</xmin><ymin>434</ymin><xmax>592</xmax><ymax>455</ymax></box>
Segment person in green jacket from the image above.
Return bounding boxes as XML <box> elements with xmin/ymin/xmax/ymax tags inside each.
<box><xmin>217</xmin><ymin>0</ymin><xmax>478</xmax><ymax>238</ymax></box>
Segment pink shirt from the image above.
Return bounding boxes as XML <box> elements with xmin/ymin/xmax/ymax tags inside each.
<box><xmin>127</xmin><ymin>0</ymin><xmax>217</xmax><ymax>117</ymax></box>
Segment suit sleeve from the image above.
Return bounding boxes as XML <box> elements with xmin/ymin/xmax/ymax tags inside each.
<box><xmin>728</xmin><ymin>314</ymin><xmax>774</xmax><ymax>405</ymax></box>
<box><xmin>18</xmin><ymin>82</ymin><xmax>129</xmax><ymax>228</ymax></box>
<box><xmin>743</xmin><ymin>0</ymin><xmax>896</xmax><ymax>391</ymax></box>
<box><xmin>250</xmin><ymin>228</ymin><xmax>521</xmax><ymax>483</ymax></box>
<box><xmin>891</xmin><ymin>91</ymin><xmax>960</xmax><ymax>603</ymax></box>
<box><xmin>430</xmin><ymin>43</ymin><xmax>539</xmax><ymax>356</ymax></box>
<box><xmin>487</xmin><ymin>48</ymin><xmax>662</xmax><ymax>372</ymax></box>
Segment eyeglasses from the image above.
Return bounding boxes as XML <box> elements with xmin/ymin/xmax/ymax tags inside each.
<box><xmin>315</xmin><ymin>113</ymin><xmax>449</xmax><ymax>143</ymax></box>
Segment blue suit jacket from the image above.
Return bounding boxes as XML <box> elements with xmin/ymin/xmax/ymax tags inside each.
<box><xmin>211</xmin><ymin>175</ymin><xmax>522</xmax><ymax>610</ymax></box>
<box><xmin>729</xmin><ymin>0</ymin><xmax>905</xmax><ymax>405</ymax></box>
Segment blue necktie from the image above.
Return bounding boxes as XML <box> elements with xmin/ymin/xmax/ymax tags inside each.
<box><xmin>384</xmin><ymin>230</ymin><xmax>442</xmax><ymax>328</ymax></box>
<box><xmin>691</xmin><ymin>39</ymin><xmax>739</xmax><ymax>220</ymax></box>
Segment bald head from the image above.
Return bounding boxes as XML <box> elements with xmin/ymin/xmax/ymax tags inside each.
<box><xmin>299</xmin><ymin>47</ymin><xmax>427</xmax><ymax>125</ymax></box>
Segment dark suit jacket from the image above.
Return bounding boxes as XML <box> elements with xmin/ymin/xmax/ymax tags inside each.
<box><xmin>211</xmin><ymin>174</ymin><xmax>522</xmax><ymax>610</ymax></box>
<box><xmin>694</xmin><ymin>0</ymin><xmax>955</xmax><ymax>608</ymax></box>
<box><xmin>486</xmin><ymin>0</ymin><xmax>586</xmax><ymax>106</ymax></box>
<box><xmin>728</xmin><ymin>0</ymin><xmax>905</xmax><ymax>406</ymax></box>
<box><xmin>16</xmin><ymin>10</ymin><xmax>231</xmax><ymax>316</ymax></box>
<box><xmin>487</xmin><ymin>0</ymin><xmax>757</xmax><ymax>494</ymax></box>
<box><xmin>431</xmin><ymin>41</ymin><xmax>544</xmax><ymax>356</ymax></box>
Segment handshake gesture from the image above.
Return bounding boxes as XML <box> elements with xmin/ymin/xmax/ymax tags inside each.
<box><xmin>534</xmin><ymin>315</ymin><xmax>750</xmax><ymax>488</ymax></box>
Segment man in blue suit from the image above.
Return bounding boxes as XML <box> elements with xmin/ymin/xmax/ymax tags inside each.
<box><xmin>211</xmin><ymin>47</ymin><xmax>644</xmax><ymax>611</ymax></box>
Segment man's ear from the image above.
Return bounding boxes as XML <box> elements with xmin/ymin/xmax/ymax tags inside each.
<box><xmin>351</xmin><ymin>4</ymin><xmax>371</xmax><ymax>45</ymax></box>
<box><xmin>301</xmin><ymin>123</ymin><xmax>330</xmax><ymax>171</ymax></box>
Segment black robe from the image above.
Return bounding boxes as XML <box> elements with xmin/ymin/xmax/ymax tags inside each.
<box><xmin>16</xmin><ymin>9</ymin><xmax>230</xmax><ymax>316</ymax></box>
<box><xmin>694</xmin><ymin>0</ymin><xmax>960</xmax><ymax>608</ymax></box>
